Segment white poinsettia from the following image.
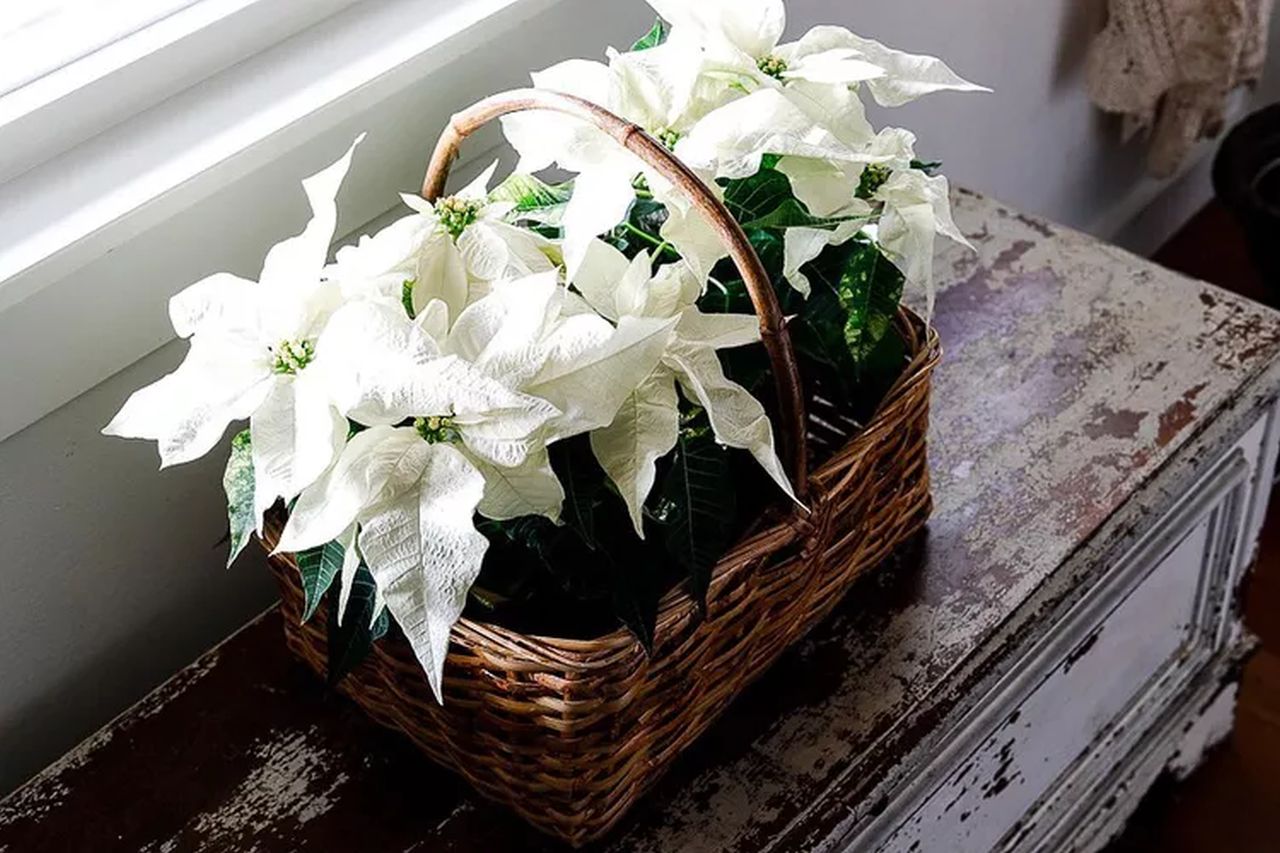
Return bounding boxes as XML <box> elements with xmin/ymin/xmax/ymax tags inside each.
<box><xmin>501</xmin><ymin>46</ymin><xmax>730</xmax><ymax>281</ymax></box>
<box><xmin>648</xmin><ymin>0</ymin><xmax>988</xmax><ymax>106</ymax></box>
<box><xmin>673</xmin><ymin>86</ymin><xmax>883</xmax><ymax>183</ymax></box>
<box><xmin>279</xmin><ymin>423</ymin><xmax>489</xmax><ymax>703</ymax></box>
<box><xmin>653</xmin><ymin>0</ymin><xmax>985</xmax><ymax>293</ymax></box>
<box><xmin>103</xmin><ymin>135</ymin><xmax>366</xmax><ymax>528</ymax></box>
<box><xmin>780</xmin><ymin>164</ymin><xmax>971</xmax><ymax>311</ymax></box>
<box><xmin>778</xmin><ymin>126</ymin><xmax>916</xmax><ymax>220</ymax></box>
<box><xmin>575</xmin><ymin>240</ymin><xmax>796</xmax><ymax>534</ymax></box>
<box><xmin>778</xmin><ymin>127</ymin><xmax>917</xmax><ymax>297</ymax></box>
<box><xmin>279</xmin><ymin>270</ymin><xmax>677</xmax><ymax>701</ymax></box>
<box><xmin>873</xmin><ymin>168</ymin><xmax>971</xmax><ymax>317</ymax></box>
<box><xmin>326</xmin><ymin>161</ymin><xmax>557</xmax><ymax>325</ymax></box>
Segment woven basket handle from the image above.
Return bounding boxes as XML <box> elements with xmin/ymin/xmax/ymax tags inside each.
<box><xmin>422</xmin><ymin>88</ymin><xmax>808</xmax><ymax>498</ymax></box>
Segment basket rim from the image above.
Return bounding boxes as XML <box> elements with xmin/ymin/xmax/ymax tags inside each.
<box><xmin>264</xmin><ymin>306</ymin><xmax>940</xmax><ymax>662</ymax></box>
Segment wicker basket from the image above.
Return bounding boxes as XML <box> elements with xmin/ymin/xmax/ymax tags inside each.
<box><xmin>262</xmin><ymin>89</ymin><xmax>942</xmax><ymax>847</ymax></box>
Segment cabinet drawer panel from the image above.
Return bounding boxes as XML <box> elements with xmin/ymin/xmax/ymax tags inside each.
<box><xmin>884</xmin><ymin>523</ymin><xmax>1207</xmax><ymax>852</ymax></box>
<box><xmin>877</xmin><ymin>450</ymin><xmax>1250</xmax><ymax>853</ymax></box>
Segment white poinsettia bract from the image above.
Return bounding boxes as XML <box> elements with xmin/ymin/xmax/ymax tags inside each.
<box><xmin>104</xmin><ymin>136</ymin><xmax>366</xmax><ymax>530</ymax></box>
<box><xmin>575</xmin><ymin>240</ymin><xmax>795</xmax><ymax>534</ymax></box>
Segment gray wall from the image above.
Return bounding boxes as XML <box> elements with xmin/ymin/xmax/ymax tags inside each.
<box><xmin>0</xmin><ymin>343</ymin><xmax>277</xmax><ymax>790</ymax></box>
<box><xmin>3</xmin><ymin>0</ymin><xmax>1279</xmax><ymax>794</ymax></box>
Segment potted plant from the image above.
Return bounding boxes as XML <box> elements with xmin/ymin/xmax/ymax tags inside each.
<box><xmin>104</xmin><ymin>0</ymin><xmax>983</xmax><ymax>844</ymax></box>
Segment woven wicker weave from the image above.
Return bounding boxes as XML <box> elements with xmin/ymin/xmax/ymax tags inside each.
<box><xmin>262</xmin><ymin>90</ymin><xmax>941</xmax><ymax>846</ymax></box>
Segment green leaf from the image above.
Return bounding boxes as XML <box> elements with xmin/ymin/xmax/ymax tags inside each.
<box><xmin>371</xmin><ymin>607</ymin><xmax>390</xmax><ymax>641</ymax></box>
<box><xmin>401</xmin><ymin>278</ymin><xmax>416</xmax><ymax>317</ymax></box>
<box><xmin>607</xmin><ymin>550</ymin><xmax>661</xmax><ymax>653</ymax></box>
<box><xmin>327</xmin><ymin>564</ymin><xmax>383</xmax><ymax>685</ymax></box>
<box><xmin>722</xmin><ymin>168</ymin><xmax>794</xmax><ymax>226</ymax></box>
<box><xmin>594</xmin><ymin>506</ymin><xmax>662</xmax><ymax>652</ymax></box>
<box><xmin>222</xmin><ymin>430</ymin><xmax>255</xmax><ymax>568</ymax></box>
<box><xmin>740</xmin><ymin>200</ymin><xmax>865</xmax><ymax>231</ymax></box>
<box><xmin>656</xmin><ymin>425</ymin><xmax>736</xmax><ymax>614</ymax></box>
<box><xmin>549</xmin><ymin>437</ymin><xmax>603</xmax><ymax>548</ymax></box>
<box><xmin>296</xmin><ymin>539</ymin><xmax>345</xmax><ymax>623</ymax></box>
<box><xmin>628</xmin><ymin>197</ymin><xmax>669</xmax><ymax>236</ymax></box>
<box><xmin>631</xmin><ymin>17</ymin><xmax>669</xmax><ymax>51</ymax></box>
<box><xmin>607</xmin><ymin>198</ymin><xmax>679</xmax><ymax>261</ymax></box>
<box><xmin>838</xmin><ymin>240</ymin><xmax>905</xmax><ymax>364</ymax></box>
<box><xmin>790</xmin><ymin>244</ymin><xmax>859</xmax><ymax>365</ymax></box>
<box><xmin>488</xmin><ymin>173</ymin><xmax>572</xmax><ymax>211</ymax></box>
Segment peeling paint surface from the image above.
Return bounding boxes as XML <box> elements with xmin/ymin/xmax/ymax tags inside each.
<box><xmin>2</xmin><ymin>191</ymin><xmax>1279</xmax><ymax>852</ymax></box>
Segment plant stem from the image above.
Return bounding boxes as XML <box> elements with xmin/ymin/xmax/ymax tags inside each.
<box><xmin>622</xmin><ymin>222</ymin><xmax>679</xmax><ymax>259</ymax></box>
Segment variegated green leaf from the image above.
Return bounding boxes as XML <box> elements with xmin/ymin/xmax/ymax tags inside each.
<box><xmin>222</xmin><ymin>430</ymin><xmax>255</xmax><ymax>568</ymax></box>
<box><xmin>630</xmin><ymin>17</ymin><xmax>668</xmax><ymax>51</ymax></box>
<box><xmin>488</xmin><ymin>173</ymin><xmax>572</xmax><ymax>212</ymax></box>
<box><xmin>838</xmin><ymin>240</ymin><xmax>905</xmax><ymax>364</ymax></box>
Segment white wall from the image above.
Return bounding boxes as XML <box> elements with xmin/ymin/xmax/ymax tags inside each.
<box><xmin>3</xmin><ymin>0</ymin><xmax>1279</xmax><ymax>794</ymax></box>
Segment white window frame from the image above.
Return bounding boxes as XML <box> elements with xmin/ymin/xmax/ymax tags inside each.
<box><xmin>0</xmin><ymin>0</ymin><xmax>653</xmax><ymax>443</ymax></box>
<box><xmin>0</xmin><ymin>0</ymin><xmax>362</xmax><ymax>184</ymax></box>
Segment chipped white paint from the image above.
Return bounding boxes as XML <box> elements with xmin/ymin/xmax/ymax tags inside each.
<box><xmin>0</xmin><ymin>777</ymin><xmax>71</xmax><ymax>826</ymax></box>
<box><xmin>432</xmin><ymin>800</ymin><xmax>473</xmax><ymax>833</ymax></box>
<box><xmin>1168</xmin><ymin>683</ymin><xmax>1238</xmax><ymax>781</ymax></box>
<box><xmin>181</xmin><ymin>727</ymin><xmax>348</xmax><ymax>845</ymax></box>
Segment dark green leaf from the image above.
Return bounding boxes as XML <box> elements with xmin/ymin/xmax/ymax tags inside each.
<box><xmin>743</xmin><ymin>202</ymin><xmax>867</xmax><ymax>232</ymax></box>
<box><xmin>607</xmin><ymin>552</ymin><xmax>661</xmax><ymax>653</ymax></box>
<box><xmin>847</xmin><ymin>320</ymin><xmax>909</xmax><ymax>423</ymax></box>
<box><xmin>371</xmin><ymin>607</ymin><xmax>390</xmax><ymax>641</ymax></box>
<box><xmin>550</xmin><ymin>438</ymin><xmax>604</xmax><ymax>548</ymax></box>
<box><xmin>222</xmin><ymin>430</ymin><xmax>255</xmax><ymax>568</ymax></box>
<box><xmin>296</xmin><ymin>539</ymin><xmax>345</xmax><ymax>623</ymax></box>
<box><xmin>740</xmin><ymin>199</ymin><xmax>822</xmax><ymax>230</ymax></box>
<box><xmin>607</xmin><ymin>198</ymin><xmax>678</xmax><ymax>261</ymax></box>
<box><xmin>631</xmin><ymin>17</ymin><xmax>669</xmax><ymax>51</ymax></box>
<box><xmin>487</xmin><ymin>173</ymin><xmax>572</xmax><ymax>211</ymax></box>
<box><xmin>722</xmin><ymin>168</ymin><xmax>794</xmax><ymax>225</ymax></box>
<box><xmin>593</xmin><ymin>507</ymin><xmax>662</xmax><ymax>652</ymax></box>
<box><xmin>656</xmin><ymin>426</ymin><xmax>736</xmax><ymax>614</ymax></box>
<box><xmin>628</xmin><ymin>197</ymin><xmax>669</xmax><ymax>237</ymax></box>
<box><xmin>327</xmin><ymin>564</ymin><xmax>382</xmax><ymax>685</ymax></box>
<box><xmin>911</xmin><ymin>158</ymin><xmax>943</xmax><ymax>175</ymax></box>
<box><xmin>789</xmin><ymin>242</ymin><xmax>860</xmax><ymax>380</ymax></box>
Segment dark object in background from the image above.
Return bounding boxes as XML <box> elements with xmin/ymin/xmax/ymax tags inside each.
<box><xmin>1214</xmin><ymin>104</ymin><xmax>1280</xmax><ymax>297</ymax></box>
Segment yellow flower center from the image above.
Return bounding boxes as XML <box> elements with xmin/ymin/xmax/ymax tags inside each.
<box><xmin>436</xmin><ymin>196</ymin><xmax>482</xmax><ymax>239</ymax></box>
<box><xmin>757</xmin><ymin>54</ymin><xmax>788</xmax><ymax>80</ymax></box>
<box><xmin>414</xmin><ymin>415</ymin><xmax>460</xmax><ymax>444</ymax></box>
<box><xmin>270</xmin><ymin>339</ymin><xmax>315</xmax><ymax>374</ymax></box>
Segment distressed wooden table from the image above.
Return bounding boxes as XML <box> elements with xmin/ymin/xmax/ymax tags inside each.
<box><xmin>5</xmin><ymin>190</ymin><xmax>1280</xmax><ymax>853</ymax></box>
